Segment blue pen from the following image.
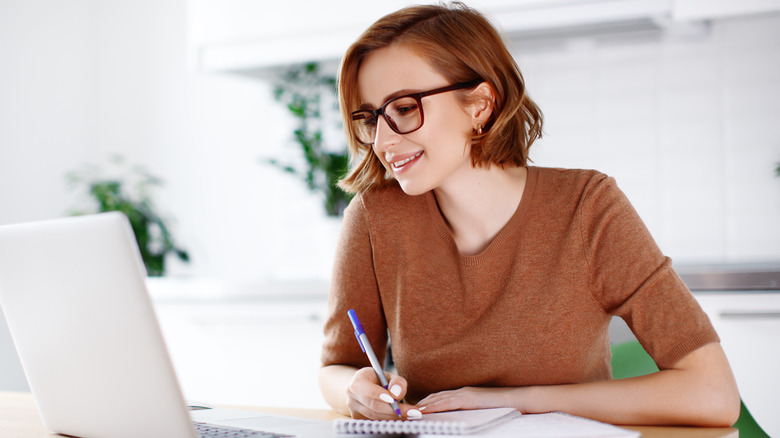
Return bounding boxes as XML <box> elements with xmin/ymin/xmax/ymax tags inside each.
<box><xmin>347</xmin><ymin>309</ymin><xmax>402</xmax><ymax>417</ymax></box>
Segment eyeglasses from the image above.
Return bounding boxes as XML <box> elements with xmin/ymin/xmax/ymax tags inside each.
<box><xmin>350</xmin><ymin>79</ymin><xmax>482</xmax><ymax>146</ymax></box>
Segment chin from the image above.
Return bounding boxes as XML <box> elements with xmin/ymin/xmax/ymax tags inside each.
<box><xmin>397</xmin><ymin>179</ymin><xmax>432</xmax><ymax>196</ymax></box>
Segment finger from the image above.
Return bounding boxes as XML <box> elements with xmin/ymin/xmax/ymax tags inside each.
<box><xmin>386</xmin><ymin>374</ymin><xmax>408</xmax><ymax>401</ymax></box>
<box><xmin>417</xmin><ymin>390</ymin><xmax>465</xmax><ymax>413</ymax></box>
<box><xmin>347</xmin><ymin>368</ymin><xmax>404</xmax><ymax>419</ymax></box>
<box><xmin>360</xmin><ymin>369</ymin><xmax>402</xmax><ymax>416</ymax></box>
<box><xmin>347</xmin><ymin>390</ymin><xmax>405</xmax><ymax>420</ymax></box>
<box><xmin>416</xmin><ymin>389</ymin><xmax>456</xmax><ymax>406</ymax></box>
<box><xmin>418</xmin><ymin>398</ymin><xmax>463</xmax><ymax>413</ymax></box>
<box><xmin>349</xmin><ymin>398</ymin><xmax>403</xmax><ymax>420</ymax></box>
<box><xmin>347</xmin><ymin>399</ymin><xmax>370</xmax><ymax>420</ymax></box>
<box><xmin>399</xmin><ymin>403</ymin><xmax>423</xmax><ymax>420</ymax></box>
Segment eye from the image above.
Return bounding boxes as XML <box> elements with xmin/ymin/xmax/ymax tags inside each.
<box><xmin>395</xmin><ymin>104</ymin><xmax>418</xmax><ymax>115</ymax></box>
<box><xmin>389</xmin><ymin>99</ymin><xmax>419</xmax><ymax>117</ymax></box>
<box><xmin>353</xmin><ymin>112</ymin><xmax>377</xmax><ymax>127</ymax></box>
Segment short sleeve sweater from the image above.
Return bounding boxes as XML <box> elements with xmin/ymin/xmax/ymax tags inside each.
<box><xmin>320</xmin><ymin>166</ymin><xmax>718</xmax><ymax>404</ymax></box>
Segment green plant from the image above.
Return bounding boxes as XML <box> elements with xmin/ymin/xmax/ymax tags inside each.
<box><xmin>66</xmin><ymin>156</ymin><xmax>189</xmax><ymax>276</ymax></box>
<box><xmin>266</xmin><ymin>62</ymin><xmax>352</xmax><ymax>216</ymax></box>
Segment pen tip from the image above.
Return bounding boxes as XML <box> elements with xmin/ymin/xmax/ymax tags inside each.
<box><xmin>396</xmin><ymin>409</ymin><xmax>402</xmax><ymax>417</ymax></box>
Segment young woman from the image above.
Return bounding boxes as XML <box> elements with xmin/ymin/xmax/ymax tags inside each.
<box><xmin>318</xmin><ymin>2</ymin><xmax>740</xmax><ymax>427</ymax></box>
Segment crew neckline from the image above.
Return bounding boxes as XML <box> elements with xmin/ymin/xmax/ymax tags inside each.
<box><xmin>425</xmin><ymin>166</ymin><xmax>538</xmax><ymax>266</ymax></box>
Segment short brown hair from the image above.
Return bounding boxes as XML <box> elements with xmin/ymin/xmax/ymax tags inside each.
<box><xmin>338</xmin><ymin>2</ymin><xmax>543</xmax><ymax>194</ymax></box>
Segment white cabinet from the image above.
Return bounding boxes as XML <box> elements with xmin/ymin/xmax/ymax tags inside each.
<box><xmin>693</xmin><ymin>291</ymin><xmax>780</xmax><ymax>437</ymax></box>
<box><xmin>188</xmin><ymin>0</ymin><xmax>710</xmax><ymax>74</ymax></box>
<box><xmin>188</xmin><ymin>0</ymin><xmax>780</xmax><ymax>74</ymax></box>
<box><xmin>147</xmin><ymin>278</ymin><xmax>331</xmax><ymax>409</ymax></box>
<box><xmin>673</xmin><ymin>0</ymin><xmax>780</xmax><ymax>21</ymax></box>
<box><xmin>154</xmin><ymin>297</ymin><xmax>330</xmax><ymax>409</ymax></box>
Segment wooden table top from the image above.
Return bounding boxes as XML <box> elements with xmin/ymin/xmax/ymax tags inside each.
<box><xmin>0</xmin><ymin>391</ymin><xmax>738</xmax><ymax>438</ymax></box>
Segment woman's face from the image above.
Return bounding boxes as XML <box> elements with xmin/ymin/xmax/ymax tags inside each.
<box><xmin>357</xmin><ymin>44</ymin><xmax>475</xmax><ymax>196</ymax></box>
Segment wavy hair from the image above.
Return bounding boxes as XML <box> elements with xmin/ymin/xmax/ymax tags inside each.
<box><xmin>338</xmin><ymin>2</ymin><xmax>543</xmax><ymax>194</ymax></box>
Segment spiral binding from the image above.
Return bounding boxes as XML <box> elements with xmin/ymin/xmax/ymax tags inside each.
<box><xmin>333</xmin><ymin>419</ymin><xmax>468</xmax><ymax>435</ymax></box>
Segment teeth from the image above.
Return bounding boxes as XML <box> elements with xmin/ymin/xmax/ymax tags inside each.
<box><xmin>392</xmin><ymin>152</ymin><xmax>422</xmax><ymax>169</ymax></box>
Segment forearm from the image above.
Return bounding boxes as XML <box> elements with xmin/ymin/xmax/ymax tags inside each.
<box><xmin>419</xmin><ymin>343</ymin><xmax>740</xmax><ymax>427</ymax></box>
<box><xmin>517</xmin><ymin>343</ymin><xmax>740</xmax><ymax>426</ymax></box>
<box><xmin>318</xmin><ymin>364</ymin><xmax>359</xmax><ymax>416</ymax></box>
<box><xmin>522</xmin><ymin>371</ymin><xmax>733</xmax><ymax>426</ymax></box>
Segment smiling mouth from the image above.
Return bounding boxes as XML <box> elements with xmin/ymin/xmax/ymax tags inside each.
<box><xmin>391</xmin><ymin>151</ymin><xmax>423</xmax><ymax>169</ymax></box>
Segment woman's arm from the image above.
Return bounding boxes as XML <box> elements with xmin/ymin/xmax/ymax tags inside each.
<box><xmin>319</xmin><ymin>195</ymin><xmax>408</xmax><ymax>419</ymax></box>
<box><xmin>318</xmin><ymin>364</ymin><xmax>359</xmax><ymax>416</ymax></box>
<box><xmin>418</xmin><ymin>342</ymin><xmax>740</xmax><ymax>427</ymax></box>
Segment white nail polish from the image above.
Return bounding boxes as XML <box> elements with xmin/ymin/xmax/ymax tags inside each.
<box><xmin>379</xmin><ymin>393</ymin><xmax>394</xmax><ymax>404</ymax></box>
<box><xmin>390</xmin><ymin>385</ymin><xmax>402</xmax><ymax>397</ymax></box>
<box><xmin>407</xmin><ymin>409</ymin><xmax>422</xmax><ymax>419</ymax></box>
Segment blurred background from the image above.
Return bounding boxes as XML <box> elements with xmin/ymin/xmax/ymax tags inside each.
<box><xmin>1</xmin><ymin>0</ymin><xmax>779</xmax><ymax>419</ymax></box>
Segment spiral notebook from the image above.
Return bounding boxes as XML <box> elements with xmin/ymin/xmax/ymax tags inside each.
<box><xmin>333</xmin><ymin>407</ymin><xmax>520</xmax><ymax>435</ymax></box>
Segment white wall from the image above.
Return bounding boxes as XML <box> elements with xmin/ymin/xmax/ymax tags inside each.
<box><xmin>1</xmin><ymin>1</ymin><xmax>779</xmax><ymax>284</ymax></box>
<box><xmin>0</xmin><ymin>0</ymin><xmax>95</xmax><ymax>224</ymax></box>
<box><xmin>519</xmin><ymin>14</ymin><xmax>780</xmax><ymax>262</ymax></box>
<box><xmin>0</xmin><ymin>0</ymin><xmax>339</xmax><ymax>283</ymax></box>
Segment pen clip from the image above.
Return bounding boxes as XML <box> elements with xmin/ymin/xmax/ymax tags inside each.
<box><xmin>347</xmin><ymin>309</ymin><xmax>367</xmax><ymax>353</ymax></box>
<box><xmin>354</xmin><ymin>330</ymin><xmax>366</xmax><ymax>352</ymax></box>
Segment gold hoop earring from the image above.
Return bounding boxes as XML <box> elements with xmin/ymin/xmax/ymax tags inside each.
<box><xmin>476</xmin><ymin>123</ymin><xmax>483</xmax><ymax>135</ymax></box>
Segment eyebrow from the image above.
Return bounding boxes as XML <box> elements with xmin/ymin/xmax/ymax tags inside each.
<box><xmin>358</xmin><ymin>88</ymin><xmax>422</xmax><ymax>111</ymax></box>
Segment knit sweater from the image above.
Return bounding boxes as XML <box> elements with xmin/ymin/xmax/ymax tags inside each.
<box><xmin>321</xmin><ymin>166</ymin><xmax>718</xmax><ymax>404</ymax></box>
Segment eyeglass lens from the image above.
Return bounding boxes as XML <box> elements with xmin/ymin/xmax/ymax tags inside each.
<box><xmin>351</xmin><ymin>80</ymin><xmax>482</xmax><ymax>146</ymax></box>
<box><xmin>352</xmin><ymin>96</ymin><xmax>422</xmax><ymax>146</ymax></box>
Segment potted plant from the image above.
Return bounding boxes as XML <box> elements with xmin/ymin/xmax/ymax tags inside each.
<box><xmin>66</xmin><ymin>155</ymin><xmax>189</xmax><ymax>276</ymax></box>
<box><xmin>265</xmin><ymin>62</ymin><xmax>352</xmax><ymax>217</ymax></box>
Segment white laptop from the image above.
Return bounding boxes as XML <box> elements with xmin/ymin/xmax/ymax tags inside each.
<box><xmin>0</xmin><ymin>212</ymin><xmax>336</xmax><ymax>438</ymax></box>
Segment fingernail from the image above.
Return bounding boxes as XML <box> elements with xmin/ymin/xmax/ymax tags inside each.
<box><xmin>379</xmin><ymin>393</ymin><xmax>394</xmax><ymax>404</ymax></box>
<box><xmin>407</xmin><ymin>409</ymin><xmax>422</xmax><ymax>419</ymax></box>
<box><xmin>418</xmin><ymin>406</ymin><xmax>427</xmax><ymax>411</ymax></box>
<box><xmin>390</xmin><ymin>384</ymin><xmax>402</xmax><ymax>397</ymax></box>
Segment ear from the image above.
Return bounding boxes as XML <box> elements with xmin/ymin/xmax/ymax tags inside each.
<box><xmin>469</xmin><ymin>82</ymin><xmax>496</xmax><ymax>128</ymax></box>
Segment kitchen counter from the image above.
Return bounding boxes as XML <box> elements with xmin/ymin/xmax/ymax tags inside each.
<box><xmin>677</xmin><ymin>262</ymin><xmax>780</xmax><ymax>291</ymax></box>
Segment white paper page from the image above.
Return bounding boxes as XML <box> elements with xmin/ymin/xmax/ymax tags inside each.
<box><xmin>418</xmin><ymin>407</ymin><xmax>518</xmax><ymax>428</ymax></box>
<box><xmin>420</xmin><ymin>412</ymin><xmax>640</xmax><ymax>438</ymax></box>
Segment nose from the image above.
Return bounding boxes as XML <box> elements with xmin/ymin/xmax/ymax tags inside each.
<box><xmin>372</xmin><ymin>115</ymin><xmax>401</xmax><ymax>154</ymax></box>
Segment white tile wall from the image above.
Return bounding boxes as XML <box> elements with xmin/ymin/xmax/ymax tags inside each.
<box><xmin>517</xmin><ymin>13</ymin><xmax>780</xmax><ymax>264</ymax></box>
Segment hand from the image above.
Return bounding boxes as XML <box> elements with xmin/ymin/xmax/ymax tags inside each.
<box><xmin>417</xmin><ymin>387</ymin><xmax>523</xmax><ymax>413</ymax></box>
<box><xmin>345</xmin><ymin>367</ymin><xmax>420</xmax><ymax>420</ymax></box>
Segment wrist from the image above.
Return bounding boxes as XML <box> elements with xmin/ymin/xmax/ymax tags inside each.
<box><xmin>512</xmin><ymin>385</ymin><xmax>551</xmax><ymax>414</ymax></box>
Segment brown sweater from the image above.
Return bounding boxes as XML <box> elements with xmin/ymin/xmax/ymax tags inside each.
<box><xmin>321</xmin><ymin>166</ymin><xmax>718</xmax><ymax>404</ymax></box>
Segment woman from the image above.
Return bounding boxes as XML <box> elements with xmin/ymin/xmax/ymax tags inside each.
<box><xmin>318</xmin><ymin>2</ymin><xmax>740</xmax><ymax>427</ymax></box>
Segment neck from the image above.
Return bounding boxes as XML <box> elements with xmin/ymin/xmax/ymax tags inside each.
<box><xmin>433</xmin><ymin>165</ymin><xmax>527</xmax><ymax>255</ymax></box>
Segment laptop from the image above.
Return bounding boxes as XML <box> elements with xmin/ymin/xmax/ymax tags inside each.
<box><xmin>0</xmin><ymin>212</ymin><xmax>336</xmax><ymax>438</ymax></box>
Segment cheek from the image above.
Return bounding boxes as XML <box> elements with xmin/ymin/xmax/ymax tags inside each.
<box><xmin>423</xmin><ymin>104</ymin><xmax>473</xmax><ymax>144</ymax></box>
<box><xmin>421</xmin><ymin>120</ymin><xmax>472</xmax><ymax>159</ymax></box>
<box><xmin>372</xmin><ymin>146</ymin><xmax>392</xmax><ymax>170</ymax></box>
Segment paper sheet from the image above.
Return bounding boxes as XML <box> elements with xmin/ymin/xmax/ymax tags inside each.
<box><xmin>419</xmin><ymin>412</ymin><xmax>641</xmax><ymax>438</ymax></box>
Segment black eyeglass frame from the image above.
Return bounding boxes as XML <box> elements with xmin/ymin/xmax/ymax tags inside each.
<box><xmin>350</xmin><ymin>79</ymin><xmax>483</xmax><ymax>146</ymax></box>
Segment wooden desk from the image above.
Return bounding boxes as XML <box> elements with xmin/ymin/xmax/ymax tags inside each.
<box><xmin>0</xmin><ymin>391</ymin><xmax>737</xmax><ymax>438</ymax></box>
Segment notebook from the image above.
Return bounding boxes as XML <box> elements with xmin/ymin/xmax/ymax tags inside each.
<box><xmin>464</xmin><ymin>412</ymin><xmax>641</xmax><ymax>438</ymax></box>
<box><xmin>333</xmin><ymin>407</ymin><xmax>520</xmax><ymax>435</ymax></box>
<box><xmin>0</xmin><ymin>212</ymin><xmax>334</xmax><ymax>438</ymax></box>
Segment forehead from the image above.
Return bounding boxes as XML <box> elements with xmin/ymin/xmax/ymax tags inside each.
<box><xmin>357</xmin><ymin>44</ymin><xmax>448</xmax><ymax>107</ymax></box>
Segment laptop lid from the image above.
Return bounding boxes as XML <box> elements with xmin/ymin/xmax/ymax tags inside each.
<box><xmin>0</xmin><ymin>212</ymin><xmax>197</xmax><ymax>438</ymax></box>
